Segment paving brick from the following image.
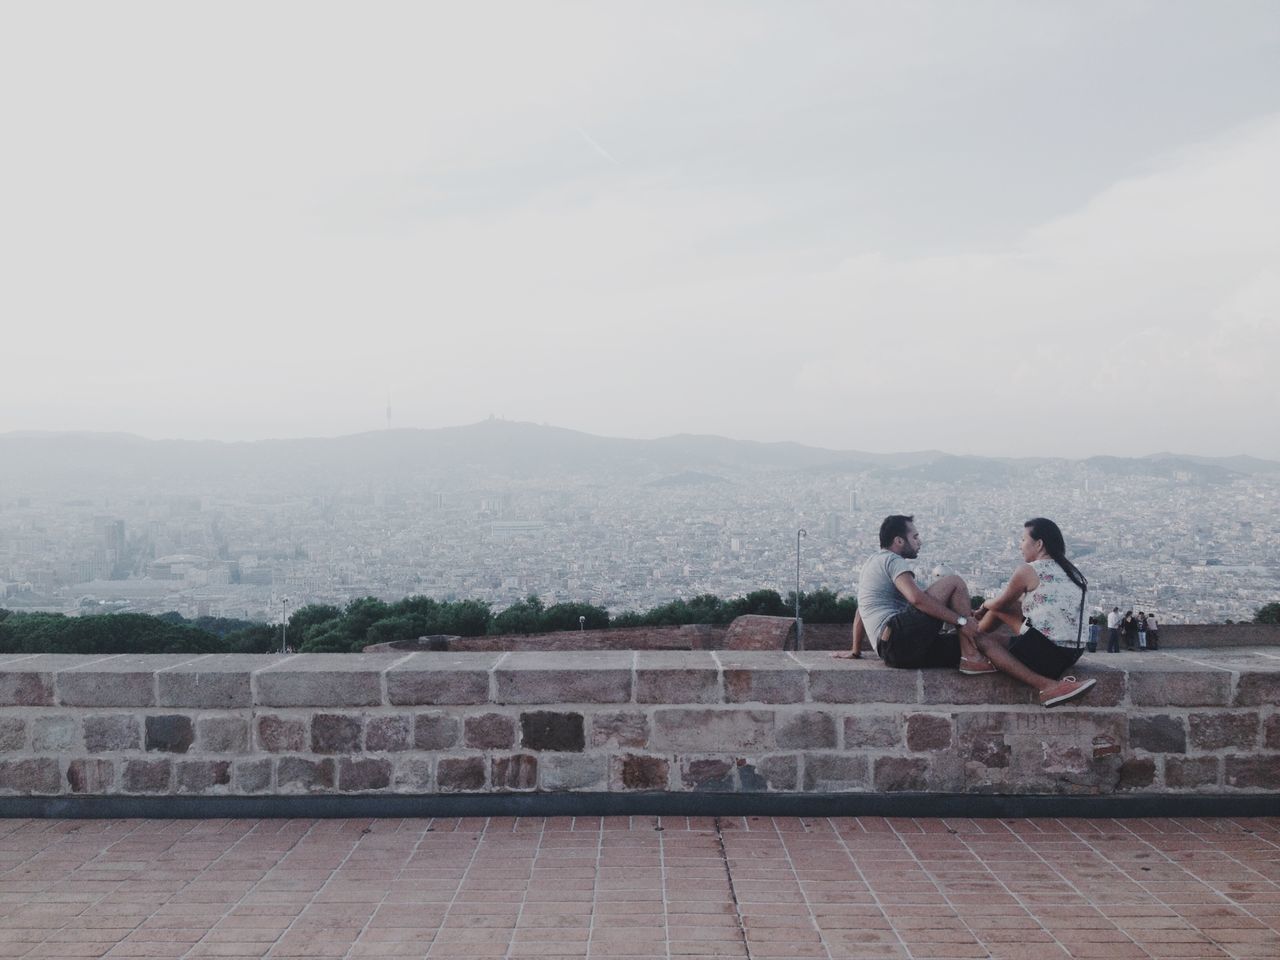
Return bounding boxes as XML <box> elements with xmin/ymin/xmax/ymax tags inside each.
<box><xmin>365</xmin><ymin>714</ymin><xmax>412</xmax><ymax>752</ymax></box>
<box><xmin>776</xmin><ymin>711</ymin><xmax>836</xmax><ymax>748</ymax></box>
<box><xmin>84</xmin><ymin>714</ymin><xmax>141</xmax><ymax>752</ymax></box>
<box><xmin>414</xmin><ymin>712</ymin><xmax>461</xmax><ymax>750</ymax></box>
<box><xmin>1189</xmin><ymin>712</ymin><xmax>1258</xmax><ymax>751</ymax></box>
<box><xmin>255</xmin><ymin>655</ymin><xmax>388</xmax><ymax>707</ymax></box>
<box><xmin>465</xmin><ymin>713</ymin><xmax>517</xmax><ymax>749</ymax></box>
<box><xmin>311</xmin><ymin>713</ymin><xmax>363</xmax><ymax>753</ymax></box>
<box><xmin>590</xmin><ymin>711</ymin><xmax>649</xmax><ymax>748</ymax></box>
<box><xmin>385</xmin><ymin>653</ymin><xmax>498</xmax><ymax>705</ymax></box>
<box><xmin>66</xmin><ymin>758</ymin><xmax>115</xmax><ymax>793</ymax></box>
<box><xmin>145</xmin><ymin>714</ymin><xmax>195</xmax><ymax>753</ymax></box>
<box><xmin>651</xmin><ymin>709</ymin><xmax>774</xmax><ymax>751</ymax></box>
<box><xmin>491</xmin><ymin>755</ymin><xmax>538</xmax><ymax>790</ymax></box>
<box><xmin>495</xmin><ymin>652</ymin><xmax>632</xmax><ymax>704</ymax></box>
<box><xmin>1130</xmin><ymin>715</ymin><xmax>1187</xmax><ymax>754</ymax></box>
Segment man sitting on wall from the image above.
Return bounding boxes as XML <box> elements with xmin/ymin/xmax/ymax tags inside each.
<box><xmin>833</xmin><ymin>514</ymin><xmax>991</xmax><ymax>672</ymax></box>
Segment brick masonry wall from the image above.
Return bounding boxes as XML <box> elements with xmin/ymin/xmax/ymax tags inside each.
<box><xmin>0</xmin><ymin>649</ymin><xmax>1276</xmax><ymax>799</ymax></box>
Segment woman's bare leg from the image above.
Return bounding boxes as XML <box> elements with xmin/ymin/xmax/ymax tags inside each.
<box><xmin>975</xmin><ymin>634</ymin><xmax>1056</xmax><ymax>693</ymax></box>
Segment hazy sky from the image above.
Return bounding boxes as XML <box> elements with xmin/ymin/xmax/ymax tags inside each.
<box><xmin>3</xmin><ymin>2</ymin><xmax>1278</xmax><ymax>458</ymax></box>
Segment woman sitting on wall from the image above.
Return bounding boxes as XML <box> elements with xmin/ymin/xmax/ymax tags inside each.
<box><xmin>970</xmin><ymin>517</ymin><xmax>1096</xmax><ymax>707</ymax></box>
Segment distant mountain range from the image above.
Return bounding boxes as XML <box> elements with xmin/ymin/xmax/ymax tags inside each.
<box><xmin>1</xmin><ymin>421</ymin><xmax>1276</xmax><ymax>488</ymax></box>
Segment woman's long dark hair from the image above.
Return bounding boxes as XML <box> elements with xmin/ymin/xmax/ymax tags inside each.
<box><xmin>1025</xmin><ymin>517</ymin><xmax>1087</xmax><ymax>593</ymax></box>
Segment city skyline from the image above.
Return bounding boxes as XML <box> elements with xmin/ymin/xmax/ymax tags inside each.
<box><xmin>3</xmin><ymin>422</ymin><xmax>1275</xmax><ymax>626</ymax></box>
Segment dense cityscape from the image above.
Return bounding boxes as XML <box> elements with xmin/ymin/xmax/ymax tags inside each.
<box><xmin>1</xmin><ymin>425</ymin><xmax>1276</xmax><ymax>627</ymax></box>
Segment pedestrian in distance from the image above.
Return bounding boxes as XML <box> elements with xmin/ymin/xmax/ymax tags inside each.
<box><xmin>1122</xmin><ymin>610</ymin><xmax>1138</xmax><ymax>651</ymax></box>
<box><xmin>1106</xmin><ymin>606</ymin><xmax>1121</xmax><ymax>653</ymax></box>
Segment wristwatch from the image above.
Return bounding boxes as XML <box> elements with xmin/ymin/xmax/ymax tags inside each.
<box><xmin>955</xmin><ymin>617</ymin><xmax>968</xmax><ymax>628</ymax></box>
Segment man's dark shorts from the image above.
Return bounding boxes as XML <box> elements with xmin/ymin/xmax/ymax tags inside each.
<box><xmin>877</xmin><ymin>607</ymin><xmax>960</xmax><ymax>668</ymax></box>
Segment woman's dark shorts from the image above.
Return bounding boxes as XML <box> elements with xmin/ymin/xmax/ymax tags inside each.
<box><xmin>878</xmin><ymin>607</ymin><xmax>961</xmax><ymax>668</ymax></box>
<box><xmin>1008</xmin><ymin>626</ymin><xmax>1083</xmax><ymax>679</ymax></box>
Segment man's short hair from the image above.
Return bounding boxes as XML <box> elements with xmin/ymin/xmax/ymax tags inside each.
<box><xmin>879</xmin><ymin>514</ymin><xmax>915</xmax><ymax>549</ymax></box>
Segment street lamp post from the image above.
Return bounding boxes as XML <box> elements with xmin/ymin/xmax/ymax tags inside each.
<box><xmin>795</xmin><ymin>529</ymin><xmax>807</xmax><ymax>651</ymax></box>
<box><xmin>578</xmin><ymin>615</ymin><xmax>586</xmax><ymax>632</ymax></box>
<box><xmin>280</xmin><ymin>596</ymin><xmax>290</xmax><ymax>654</ymax></box>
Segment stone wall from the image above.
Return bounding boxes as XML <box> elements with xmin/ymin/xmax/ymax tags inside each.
<box><xmin>1</xmin><ymin>649</ymin><xmax>1276</xmax><ymax>800</ymax></box>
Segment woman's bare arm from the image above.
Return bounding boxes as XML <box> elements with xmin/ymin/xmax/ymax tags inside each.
<box><xmin>974</xmin><ymin>563</ymin><xmax>1038</xmax><ymax>632</ymax></box>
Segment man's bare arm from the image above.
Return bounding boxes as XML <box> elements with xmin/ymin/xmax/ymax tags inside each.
<box><xmin>831</xmin><ymin>609</ymin><xmax>867</xmax><ymax>659</ymax></box>
<box><xmin>893</xmin><ymin>571</ymin><xmax>982</xmax><ymax>645</ymax></box>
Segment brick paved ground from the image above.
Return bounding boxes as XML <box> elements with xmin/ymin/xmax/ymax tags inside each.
<box><xmin>1</xmin><ymin>816</ymin><xmax>1278</xmax><ymax>960</ymax></box>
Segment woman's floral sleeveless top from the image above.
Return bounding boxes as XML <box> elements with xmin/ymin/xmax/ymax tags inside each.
<box><xmin>1020</xmin><ymin>558</ymin><xmax>1084</xmax><ymax>648</ymax></box>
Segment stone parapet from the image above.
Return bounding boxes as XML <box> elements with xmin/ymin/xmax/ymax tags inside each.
<box><xmin>0</xmin><ymin>648</ymin><xmax>1276</xmax><ymax>799</ymax></box>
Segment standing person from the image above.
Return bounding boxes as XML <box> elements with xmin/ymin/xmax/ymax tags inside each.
<box><xmin>833</xmin><ymin>514</ymin><xmax>987</xmax><ymax>670</ymax></box>
<box><xmin>971</xmin><ymin>517</ymin><xmax>1096</xmax><ymax>707</ymax></box>
<box><xmin>1087</xmin><ymin>615</ymin><xmax>1100</xmax><ymax>653</ymax></box>
<box><xmin>1137</xmin><ymin>612</ymin><xmax>1148</xmax><ymax>650</ymax></box>
<box><xmin>1122</xmin><ymin>611</ymin><xmax>1138</xmax><ymax>651</ymax></box>
<box><xmin>1106</xmin><ymin>607</ymin><xmax>1122</xmax><ymax>653</ymax></box>
<box><xmin>1146</xmin><ymin>611</ymin><xmax>1160</xmax><ymax>651</ymax></box>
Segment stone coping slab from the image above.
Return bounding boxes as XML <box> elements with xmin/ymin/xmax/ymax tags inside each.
<box><xmin>0</xmin><ymin>647</ymin><xmax>1275</xmax><ymax>707</ymax></box>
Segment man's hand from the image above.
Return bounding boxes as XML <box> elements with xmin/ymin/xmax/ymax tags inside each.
<box><xmin>958</xmin><ymin>619</ymin><xmax>981</xmax><ymax>645</ymax></box>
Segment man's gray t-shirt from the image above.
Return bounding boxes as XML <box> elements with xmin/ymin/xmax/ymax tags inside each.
<box><xmin>857</xmin><ymin>550</ymin><xmax>915</xmax><ymax>646</ymax></box>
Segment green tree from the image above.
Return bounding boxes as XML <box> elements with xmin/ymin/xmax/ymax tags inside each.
<box><xmin>1255</xmin><ymin>602</ymin><xmax>1280</xmax><ymax>624</ymax></box>
<box><xmin>288</xmin><ymin>604</ymin><xmax>343</xmax><ymax>635</ymax></box>
<box><xmin>438</xmin><ymin>599</ymin><xmax>492</xmax><ymax>637</ymax></box>
<box><xmin>491</xmin><ymin>595</ymin><xmax>546</xmax><ymax>635</ymax></box>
